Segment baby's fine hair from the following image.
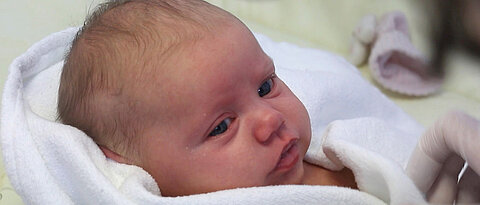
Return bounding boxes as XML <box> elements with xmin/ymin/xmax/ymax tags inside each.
<box><xmin>58</xmin><ymin>0</ymin><xmax>232</xmax><ymax>158</ymax></box>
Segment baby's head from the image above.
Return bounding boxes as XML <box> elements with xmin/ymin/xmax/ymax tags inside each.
<box><xmin>58</xmin><ymin>0</ymin><xmax>311</xmax><ymax>196</ymax></box>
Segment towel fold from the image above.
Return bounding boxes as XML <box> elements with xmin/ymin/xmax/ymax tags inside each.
<box><xmin>311</xmin><ymin>118</ymin><xmax>426</xmax><ymax>204</ymax></box>
<box><xmin>2</xmin><ymin>27</ymin><xmax>425</xmax><ymax>204</ymax></box>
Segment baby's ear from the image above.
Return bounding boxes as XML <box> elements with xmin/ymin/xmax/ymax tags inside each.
<box><xmin>99</xmin><ymin>145</ymin><xmax>131</xmax><ymax>164</ymax></box>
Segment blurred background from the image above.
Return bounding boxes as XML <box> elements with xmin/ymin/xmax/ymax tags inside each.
<box><xmin>0</xmin><ymin>0</ymin><xmax>435</xmax><ymax>102</ymax></box>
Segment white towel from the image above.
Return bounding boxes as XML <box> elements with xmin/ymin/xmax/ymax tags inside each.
<box><xmin>312</xmin><ymin>118</ymin><xmax>426</xmax><ymax>204</ymax></box>
<box><xmin>1</xmin><ymin>27</ymin><xmax>425</xmax><ymax>204</ymax></box>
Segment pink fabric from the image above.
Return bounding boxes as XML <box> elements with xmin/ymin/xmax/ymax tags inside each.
<box><xmin>368</xmin><ymin>12</ymin><xmax>443</xmax><ymax>96</ymax></box>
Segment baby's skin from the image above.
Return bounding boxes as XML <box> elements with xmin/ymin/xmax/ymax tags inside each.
<box><xmin>100</xmin><ymin>16</ymin><xmax>357</xmax><ymax>196</ymax></box>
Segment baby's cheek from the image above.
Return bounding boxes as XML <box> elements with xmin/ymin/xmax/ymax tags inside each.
<box><xmin>284</xmin><ymin>95</ymin><xmax>310</xmax><ymax>124</ymax></box>
<box><xmin>192</xmin><ymin>152</ymin><xmax>262</xmax><ymax>186</ymax></box>
<box><xmin>193</xmin><ymin>148</ymin><xmax>241</xmax><ymax>170</ymax></box>
<box><xmin>283</xmin><ymin>94</ymin><xmax>312</xmax><ymax>147</ymax></box>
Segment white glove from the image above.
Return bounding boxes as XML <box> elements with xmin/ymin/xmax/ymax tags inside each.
<box><xmin>406</xmin><ymin>111</ymin><xmax>480</xmax><ymax>204</ymax></box>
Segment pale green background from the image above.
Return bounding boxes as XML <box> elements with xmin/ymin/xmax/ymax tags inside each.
<box><xmin>0</xmin><ymin>0</ymin><xmax>433</xmax><ymax>103</ymax></box>
<box><xmin>1</xmin><ymin>0</ymin><xmax>104</xmax><ymax>102</ymax></box>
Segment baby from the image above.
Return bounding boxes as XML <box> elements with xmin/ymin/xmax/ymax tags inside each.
<box><xmin>57</xmin><ymin>0</ymin><xmax>480</xmax><ymax>200</ymax></box>
<box><xmin>57</xmin><ymin>0</ymin><xmax>356</xmax><ymax>197</ymax></box>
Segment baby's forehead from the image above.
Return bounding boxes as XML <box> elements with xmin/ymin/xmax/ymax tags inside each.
<box><xmin>128</xmin><ymin>18</ymin><xmax>267</xmax><ymax>109</ymax></box>
<box><xmin>146</xmin><ymin>45</ymin><xmax>269</xmax><ymax>102</ymax></box>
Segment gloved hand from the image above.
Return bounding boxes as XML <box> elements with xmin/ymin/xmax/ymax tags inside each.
<box><xmin>406</xmin><ymin>111</ymin><xmax>480</xmax><ymax>204</ymax></box>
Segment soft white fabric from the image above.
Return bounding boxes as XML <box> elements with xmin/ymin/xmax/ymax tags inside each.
<box><xmin>2</xmin><ymin>27</ymin><xmax>425</xmax><ymax>204</ymax></box>
<box><xmin>310</xmin><ymin>118</ymin><xmax>427</xmax><ymax>204</ymax></box>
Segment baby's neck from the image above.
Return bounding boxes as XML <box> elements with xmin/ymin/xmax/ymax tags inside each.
<box><xmin>301</xmin><ymin>161</ymin><xmax>358</xmax><ymax>189</ymax></box>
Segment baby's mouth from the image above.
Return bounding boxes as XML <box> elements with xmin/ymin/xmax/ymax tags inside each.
<box><xmin>274</xmin><ymin>139</ymin><xmax>299</xmax><ymax>171</ymax></box>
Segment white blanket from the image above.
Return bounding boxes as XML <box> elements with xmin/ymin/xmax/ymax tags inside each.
<box><xmin>1</xmin><ymin>27</ymin><xmax>426</xmax><ymax>204</ymax></box>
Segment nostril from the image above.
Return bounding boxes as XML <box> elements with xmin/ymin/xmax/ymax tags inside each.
<box><xmin>261</xmin><ymin>132</ymin><xmax>278</xmax><ymax>145</ymax></box>
<box><xmin>254</xmin><ymin>124</ymin><xmax>278</xmax><ymax>144</ymax></box>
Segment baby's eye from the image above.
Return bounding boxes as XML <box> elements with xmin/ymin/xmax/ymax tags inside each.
<box><xmin>209</xmin><ymin>118</ymin><xmax>232</xmax><ymax>137</ymax></box>
<box><xmin>258</xmin><ymin>78</ymin><xmax>273</xmax><ymax>97</ymax></box>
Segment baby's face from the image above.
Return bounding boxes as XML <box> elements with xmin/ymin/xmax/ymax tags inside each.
<box><xmin>136</xmin><ymin>22</ymin><xmax>311</xmax><ymax>196</ymax></box>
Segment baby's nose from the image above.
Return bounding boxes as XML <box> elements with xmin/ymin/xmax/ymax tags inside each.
<box><xmin>252</xmin><ymin>107</ymin><xmax>284</xmax><ymax>144</ymax></box>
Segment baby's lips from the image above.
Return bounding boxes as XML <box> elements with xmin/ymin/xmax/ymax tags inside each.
<box><xmin>274</xmin><ymin>139</ymin><xmax>300</xmax><ymax>171</ymax></box>
<box><xmin>280</xmin><ymin>138</ymin><xmax>298</xmax><ymax>157</ymax></box>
